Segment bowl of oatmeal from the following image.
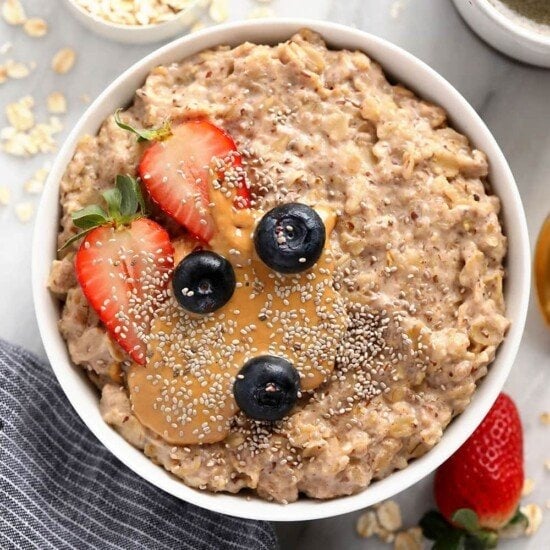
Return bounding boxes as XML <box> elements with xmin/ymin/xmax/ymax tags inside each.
<box><xmin>62</xmin><ymin>0</ymin><xmax>209</xmax><ymax>44</ymax></box>
<box><xmin>32</xmin><ymin>19</ymin><xmax>530</xmax><ymax>521</ymax></box>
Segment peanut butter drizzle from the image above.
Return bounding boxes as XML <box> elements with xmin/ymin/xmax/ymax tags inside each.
<box><xmin>128</xmin><ymin>188</ymin><xmax>348</xmax><ymax>445</ymax></box>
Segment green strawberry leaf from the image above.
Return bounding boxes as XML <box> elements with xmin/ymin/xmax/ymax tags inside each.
<box><xmin>71</xmin><ymin>205</ymin><xmax>109</xmax><ymax>229</ymax></box>
<box><xmin>421</xmin><ymin>510</ymin><xmax>498</xmax><ymax>550</ymax></box>
<box><xmin>117</xmin><ymin>175</ymin><xmax>138</xmax><ymax>218</ymax></box>
<box><xmin>507</xmin><ymin>508</ymin><xmax>528</xmax><ymax>527</ymax></box>
<box><xmin>58</xmin><ymin>227</ymin><xmax>97</xmax><ymax>251</ymax></box>
<box><xmin>452</xmin><ymin>509</ymin><xmax>498</xmax><ymax>549</ymax></box>
<box><xmin>102</xmin><ymin>187</ymin><xmax>123</xmax><ymax>220</ymax></box>
<box><xmin>116</xmin><ymin>174</ymin><xmax>146</xmax><ymax>219</ymax></box>
<box><xmin>498</xmin><ymin>507</ymin><xmax>529</xmax><ymax>539</ymax></box>
<box><xmin>476</xmin><ymin>531</ymin><xmax>498</xmax><ymax>548</ymax></box>
<box><xmin>421</xmin><ymin>510</ymin><xmax>456</xmax><ymax>541</ymax></box>
<box><xmin>432</xmin><ymin>530</ymin><xmax>467</xmax><ymax>550</ymax></box>
<box><xmin>452</xmin><ymin>509</ymin><xmax>480</xmax><ymax>532</ymax></box>
<box><xmin>59</xmin><ymin>174</ymin><xmax>147</xmax><ymax>251</ymax></box>
<box><xmin>114</xmin><ymin>108</ymin><xmax>172</xmax><ymax>142</ymax></box>
<box><xmin>464</xmin><ymin>533</ymin><xmax>496</xmax><ymax>550</ymax></box>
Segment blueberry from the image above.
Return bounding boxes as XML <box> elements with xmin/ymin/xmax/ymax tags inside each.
<box><xmin>233</xmin><ymin>355</ymin><xmax>301</xmax><ymax>421</ymax></box>
<box><xmin>172</xmin><ymin>250</ymin><xmax>236</xmax><ymax>314</ymax></box>
<box><xmin>253</xmin><ymin>203</ymin><xmax>326</xmax><ymax>274</ymax></box>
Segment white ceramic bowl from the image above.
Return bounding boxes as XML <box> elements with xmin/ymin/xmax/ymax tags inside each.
<box><xmin>62</xmin><ymin>0</ymin><xmax>209</xmax><ymax>44</ymax></box>
<box><xmin>32</xmin><ymin>19</ymin><xmax>530</xmax><ymax>522</ymax></box>
<box><xmin>453</xmin><ymin>0</ymin><xmax>550</xmax><ymax>67</ymax></box>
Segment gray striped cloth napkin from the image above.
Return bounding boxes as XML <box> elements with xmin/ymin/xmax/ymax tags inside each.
<box><xmin>0</xmin><ymin>340</ymin><xmax>278</xmax><ymax>550</ymax></box>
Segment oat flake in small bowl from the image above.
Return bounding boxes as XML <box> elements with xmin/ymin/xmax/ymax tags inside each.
<box><xmin>63</xmin><ymin>0</ymin><xmax>209</xmax><ymax>44</ymax></box>
<box><xmin>74</xmin><ymin>0</ymin><xmax>196</xmax><ymax>26</ymax></box>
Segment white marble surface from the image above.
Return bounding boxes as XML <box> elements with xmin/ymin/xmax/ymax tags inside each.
<box><xmin>1</xmin><ymin>0</ymin><xmax>549</xmax><ymax>548</ymax></box>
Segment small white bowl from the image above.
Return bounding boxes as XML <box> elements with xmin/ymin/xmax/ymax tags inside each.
<box><xmin>33</xmin><ymin>19</ymin><xmax>530</xmax><ymax>521</ymax></box>
<box><xmin>453</xmin><ymin>0</ymin><xmax>550</xmax><ymax>67</ymax></box>
<box><xmin>62</xmin><ymin>0</ymin><xmax>209</xmax><ymax>44</ymax></box>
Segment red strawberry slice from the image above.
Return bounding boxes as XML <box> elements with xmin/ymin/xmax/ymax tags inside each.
<box><xmin>75</xmin><ymin>218</ymin><xmax>174</xmax><ymax>364</ymax></box>
<box><xmin>138</xmin><ymin>120</ymin><xmax>250</xmax><ymax>243</ymax></box>
<box><xmin>434</xmin><ymin>393</ymin><xmax>524</xmax><ymax>530</ymax></box>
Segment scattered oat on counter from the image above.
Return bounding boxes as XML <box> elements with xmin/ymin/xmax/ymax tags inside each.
<box><xmin>356</xmin><ymin>501</ymin><xmax>407</xmax><ymax>544</ymax></box>
<box><xmin>23</xmin><ymin>17</ymin><xmax>48</xmax><ymax>38</ymax></box>
<box><xmin>393</xmin><ymin>527</ymin><xmax>423</xmax><ymax>550</ymax></box>
<box><xmin>14</xmin><ymin>202</ymin><xmax>34</xmax><ymax>223</ymax></box>
<box><xmin>24</xmin><ymin>164</ymin><xmax>50</xmax><ymax>195</ymax></box>
<box><xmin>47</xmin><ymin>92</ymin><xmax>67</xmax><ymax>114</ymax></box>
<box><xmin>209</xmin><ymin>0</ymin><xmax>229</xmax><ymax>23</ymax></box>
<box><xmin>0</xmin><ymin>186</ymin><xmax>10</xmax><ymax>206</ymax></box>
<box><xmin>377</xmin><ymin>500</ymin><xmax>403</xmax><ymax>532</ymax></box>
<box><xmin>378</xmin><ymin>529</ymin><xmax>396</xmax><ymax>544</ymax></box>
<box><xmin>522</xmin><ymin>503</ymin><xmax>543</xmax><ymax>536</ymax></box>
<box><xmin>80</xmin><ymin>93</ymin><xmax>91</xmax><ymax>104</ymax></box>
<box><xmin>1</xmin><ymin>94</ymin><xmax>62</xmax><ymax>156</ymax></box>
<box><xmin>248</xmin><ymin>6</ymin><xmax>274</xmax><ymax>19</ymax></box>
<box><xmin>51</xmin><ymin>48</ymin><xmax>76</xmax><ymax>75</ymax></box>
<box><xmin>544</xmin><ymin>459</ymin><xmax>550</xmax><ymax>471</ymax></box>
<box><xmin>4</xmin><ymin>59</ymin><xmax>32</xmax><ymax>79</ymax></box>
<box><xmin>540</xmin><ymin>412</ymin><xmax>550</xmax><ymax>425</ymax></box>
<box><xmin>1</xmin><ymin>117</ymin><xmax>62</xmax><ymax>156</ymax></box>
<box><xmin>0</xmin><ymin>41</ymin><xmax>13</xmax><ymax>54</ymax></box>
<box><xmin>0</xmin><ymin>3</ymin><xmax>66</xmax><ymax>225</ymax></box>
<box><xmin>355</xmin><ymin>503</ymin><xmax>438</xmax><ymax>549</ymax></box>
<box><xmin>73</xmin><ymin>0</ymin><xmax>195</xmax><ymax>26</ymax></box>
<box><xmin>5</xmin><ymin>96</ymin><xmax>35</xmax><ymax>131</ymax></box>
<box><xmin>1</xmin><ymin>0</ymin><xmax>26</xmax><ymax>26</ymax></box>
<box><xmin>356</xmin><ymin>510</ymin><xmax>378</xmax><ymax>538</ymax></box>
<box><xmin>522</xmin><ymin>477</ymin><xmax>535</xmax><ymax>496</ymax></box>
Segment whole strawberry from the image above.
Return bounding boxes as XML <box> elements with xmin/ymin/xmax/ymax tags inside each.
<box><xmin>421</xmin><ymin>393</ymin><xmax>525</xmax><ymax>548</ymax></box>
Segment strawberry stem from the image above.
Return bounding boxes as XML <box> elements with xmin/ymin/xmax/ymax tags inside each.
<box><xmin>59</xmin><ymin>174</ymin><xmax>146</xmax><ymax>251</ymax></box>
<box><xmin>420</xmin><ymin>509</ymin><xmax>498</xmax><ymax>549</ymax></box>
<box><xmin>452</xmin><ymin>509</ymin><xmax>498</xmax><ymax>548</ymax></box>
<box><xmin>114</xmin><ymin>109</ymin><xmax>172</xmax><ymax>142</ymax></box>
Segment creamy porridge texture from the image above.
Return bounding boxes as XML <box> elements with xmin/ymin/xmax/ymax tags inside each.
<box><xmin>49</xmin><ymin>30</ymin><xmax>509</xmax><ymax>503</ymax></box>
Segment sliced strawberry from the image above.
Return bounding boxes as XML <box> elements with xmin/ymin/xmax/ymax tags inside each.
<box><xmin>138</xmin><ymin>120</ymin><xmax>250</xmax><ymax>242</ymax></box>
<box><xmin>75</xmin><ymin>218</ymin><xmax>174</xmax><ymax>364</ymax></box>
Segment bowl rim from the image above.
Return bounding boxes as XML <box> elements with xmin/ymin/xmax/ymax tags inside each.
<box><xmin>476</xmin><ymin>0</ymin><xmax>550</xmax><ymax>46</ymax></box>
<box><xmin>32</xmin><ymin>18</ymin><xmax>531</xmax><ymax>522</ymax></box>
<box><xmin>63</xmin><ymin>0</ymin><xmax>206</xmax><ymax>32</ymax></box>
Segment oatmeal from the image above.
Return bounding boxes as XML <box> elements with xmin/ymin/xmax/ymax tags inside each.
<box><xmin>49</xmin><ymin>30</ymin><xmax>509</xmax><ymax>503</ymax></box>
